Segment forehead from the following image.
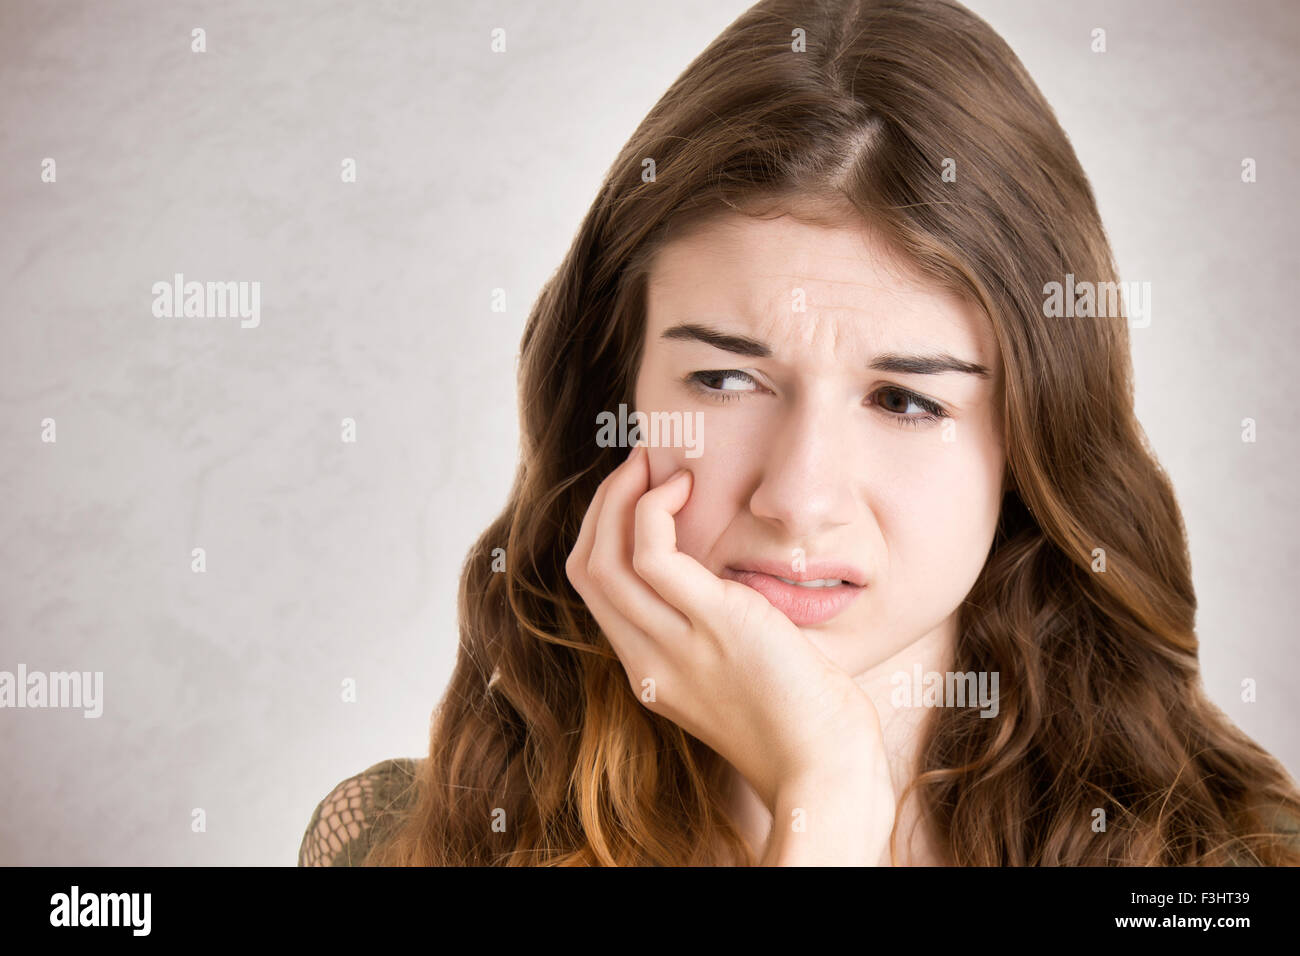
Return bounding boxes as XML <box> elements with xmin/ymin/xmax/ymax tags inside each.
<box><xmin>645</xmin><ymin>207</ymin><xmax>998</xmax><ymax>370</ymax></box>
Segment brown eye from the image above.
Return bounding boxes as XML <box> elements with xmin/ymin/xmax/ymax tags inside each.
<box><xmin>877</xmin><ymin>387</ymin><xmax>911</xmax><ymax>413</ymax></box>
<box><xmin>685</xmin><ymin>370</ymin><xmax>761</xmax><ymax>402</ymax></box>
<box><xmin>871</xmin><ymin>386</ymin><xmax>948</xmax><ymax>428</ymax></box>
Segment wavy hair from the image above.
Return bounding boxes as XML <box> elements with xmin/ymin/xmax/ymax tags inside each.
<box><xmin>368</xmin><ymin>0</ymin><xmax>1300</xmax><ymax>865</ymax></box>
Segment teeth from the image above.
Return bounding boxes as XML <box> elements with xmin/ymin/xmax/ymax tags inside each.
<box><xmin>775</xmin><ymin>576</ymin><xmax>843</xmax><ymax>588</ymax></box>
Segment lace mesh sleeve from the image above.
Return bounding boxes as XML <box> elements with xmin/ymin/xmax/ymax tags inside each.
<box><xmin>298</xmin><ymin>758</ymin><xmax>419</xmax><ymax>866</ymax></box>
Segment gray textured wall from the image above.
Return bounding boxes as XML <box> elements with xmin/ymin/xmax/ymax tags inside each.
<box><xmin>1</xmin><ymin>0</ymin><xmax>1296</xmax><ymax>865</ymax></box>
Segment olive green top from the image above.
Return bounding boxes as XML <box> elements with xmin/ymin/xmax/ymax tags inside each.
<box><xmin>298</xmin><ymin>757</ymin><xmax>1300</xmax><ymax>866</ymax></box>
<box><xmin>298</xmin><ymin>758</ymin><xmax>420</xmax><ymax>867</ymax></box>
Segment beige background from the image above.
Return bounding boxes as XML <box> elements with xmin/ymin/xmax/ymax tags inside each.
<box><xmin>1</xmin><ymin>0</ymin><xmax>1296</xmax><ymax>865</ymax></box>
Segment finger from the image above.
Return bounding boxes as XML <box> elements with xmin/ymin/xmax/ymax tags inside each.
<box><xmin>567</xmin><ymin>448</ymin><xmax>624</xmax><ymax>583</ymax></box>
<box><xmin>565</xmin><ymin>445</ymin><xmax>656</xmax><ymax>670</ymax></box>
<box><xmin>630</xmin><ymin>466</ymin><xmax>731</xmax><ymax>627</ymax></box>
<box><xmin>588</xmin><ymin>442</ymin><xmax>692</xmax><ymax>640</ymax></box>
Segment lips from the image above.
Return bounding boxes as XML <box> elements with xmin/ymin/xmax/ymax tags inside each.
<box><xmin>720</xmin><ymin>557</ymin><xmax>868</xmax><ymax>627</ymax></box>
<box><xmin>722</xmin><ymin>557</ymin><xmax>868</xmax><ymax>588</ymax></box>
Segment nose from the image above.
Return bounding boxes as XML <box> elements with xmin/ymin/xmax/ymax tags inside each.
<box><xmin>746</xmin><ymin>387</ymin><xmax>859</xmax><ymax>538</ymax></box>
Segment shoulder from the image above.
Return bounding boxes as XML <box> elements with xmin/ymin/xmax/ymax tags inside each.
<box><xmin>297</xmin><ymin>758</ymin><xmax>421</xmax><ymax>866</ymax></box>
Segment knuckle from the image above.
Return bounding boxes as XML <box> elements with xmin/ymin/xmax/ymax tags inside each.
<box><xmin>630</xmin><ymin>549</ymin><xmax>653</xmax><ymax>580</ymax></box>
<box><xmin>586</xmin><ymin>554</ymin><xmax>610</xmax><ymax>588</ymax></box>
<box><xmin>566</xmin><ymin>556</ymin><xmax>590</xmax><ymax>595</ymax></box>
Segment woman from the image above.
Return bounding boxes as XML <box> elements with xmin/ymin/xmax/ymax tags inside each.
<box><xmin>299</xmin><ymin>0</ymin><xmax>1300</xmax><ymax>866</ymax></box>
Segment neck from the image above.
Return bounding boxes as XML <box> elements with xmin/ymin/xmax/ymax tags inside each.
<box><xmin>721</xmin><ymin>616</ymin><xmax>957</xmax><ymax>865</ymax></box>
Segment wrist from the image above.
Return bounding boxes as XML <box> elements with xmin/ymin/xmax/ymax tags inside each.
<box><xmin>779</xmin><ymin>721</ymin><xmax>891</xmax><ymax>799</ymax></box>
<box><xmin>761</xmin><ymin>771</ymin><xmax>896</xmax><ymax>866</ymax></box>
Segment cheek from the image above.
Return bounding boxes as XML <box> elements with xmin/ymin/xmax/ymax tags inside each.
<box><xmin>884</xmin><ymin>442</ymin><xmax>1002</xmax><ymax>601</ymax></box>
<box><xmin>648</xmin><ymin>447</ymin><xmax>745</xmax><ymax>566</ymax></box>
<box><xmin>635</xmin><ymin>370</ymin><xmax>756</xmax><ymax>567</ymax></box>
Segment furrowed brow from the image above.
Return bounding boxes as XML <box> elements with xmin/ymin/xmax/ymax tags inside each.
<box><xmin>868</xmin><ymin>352</ymin><xmax>991</xmax><ymax>377</ymax></box>
<box><xmin>659</xmin><ymin>323</ymin><xmax>771</xmax><ymax>357</ymax></box>
<box><xmin>660</xmin><ymin>323</ymin><xmax>989</xmax><ymax>377</ymax></box>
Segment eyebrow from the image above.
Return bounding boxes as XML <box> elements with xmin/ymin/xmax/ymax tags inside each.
<box><xmin>659</xmin><ymin>322</ymin><xmax>991</xmax><ymax>378</ymax></box>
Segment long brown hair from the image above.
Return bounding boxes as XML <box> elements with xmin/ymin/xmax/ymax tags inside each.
<box><xmin>368</xmin><ymin>0</ymin><xmax>1300</xmax><ymax>865</ymax></box>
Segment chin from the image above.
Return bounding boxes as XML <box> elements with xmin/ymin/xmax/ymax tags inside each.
<box><xmin>797</xmin><ymin>622</ymin><xmax>866</xmax><ymax>670</ymax></box>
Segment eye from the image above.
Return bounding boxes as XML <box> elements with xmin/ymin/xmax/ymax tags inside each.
<box><xmin>683</xmin><ymin>371</ymin><xmax>950</xmax><ymax>429</ymax></box>
<box><xmin>683</xmin><ymin>369</ymin><xmax>761</xmax><ymax>403</ymax></box>
<box><xmin>870</xmin><ymin>386</ymin><xmax>949</xmax><ymax>428</ymax></box>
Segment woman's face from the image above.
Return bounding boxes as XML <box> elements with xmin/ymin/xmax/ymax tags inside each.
<box><xmin>632</xmin><ymin>205</ymin><xmax>1005</xmax><ymax>677</ymax></box>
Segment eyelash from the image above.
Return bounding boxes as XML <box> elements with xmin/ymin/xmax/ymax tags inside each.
<box><xmin>683</xmin><ymin>370</ymin><xmax>950</xmax><ymax>428</ymax></box>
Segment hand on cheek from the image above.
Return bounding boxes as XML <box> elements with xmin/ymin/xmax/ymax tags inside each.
<box><xmin>565</xmin><ymin>440</ymin><xmax>895</xmax><ymax>836</ymax></box>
